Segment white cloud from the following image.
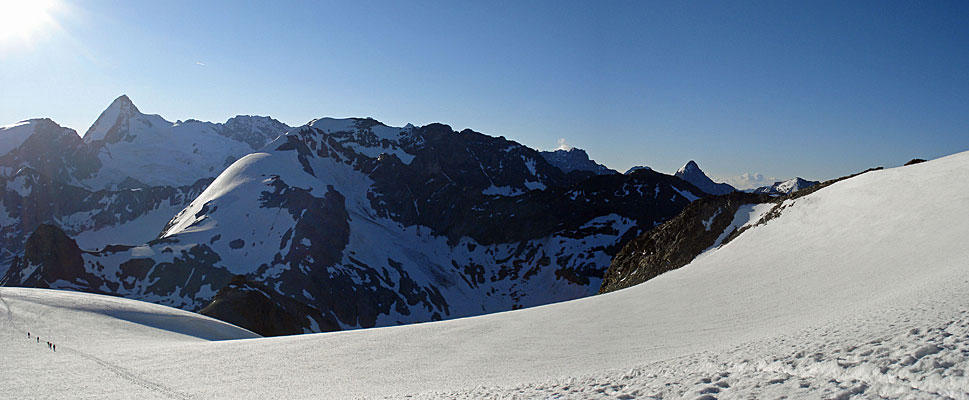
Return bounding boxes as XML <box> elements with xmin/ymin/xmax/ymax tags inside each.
<box><xmin>555</xmin><ymin>138</ymin><xmax>572</xmax><ymax>151</ymax></box>
<box><xmin>195</xmin><ymin>61</ymin><xmax>206</xmax><ymax>66</ymax></box>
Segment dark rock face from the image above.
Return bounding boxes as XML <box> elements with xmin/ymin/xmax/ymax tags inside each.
<box><xmin>200</xmin><ymin>276</ymin><xmax>339</xmax><ymax>336</ymax></box>
<box><xmin>2</xmin><ymin>224</ymin><xmax>86</xmax><ymax>288</ymax></box>
<box><xmin>904</xmin><ymin>158</ymin><xmax>927</xmax><ymax>166</ymax></box>
<box><xmin>599</xmin><ymin>192</ymin><xmax>773</xmax><ymax>294</ymax></box>
<box><xmin>539</xmin><ymin>148</ymin><xmax>616</xmax><ymax>175</ymax></box>
<box><xmin>674</xmin><ymin>160</ymin><xmax>735</xmax><ymax>195</ymax></box>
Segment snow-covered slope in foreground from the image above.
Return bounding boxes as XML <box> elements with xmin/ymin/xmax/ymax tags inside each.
<box><xmin>4</xmin><ymin>151</ymin><xmax>969</xmax><ymax>398</ymax></box>
<box><xmin>0</xmin><ymin>288</ymin><xmax>259</xmax><ymax>399</ymax></box>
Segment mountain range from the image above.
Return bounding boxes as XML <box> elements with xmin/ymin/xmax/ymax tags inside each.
<box><xmin>0</xmin><ymin>95</ymin><xmax>733</xmax><ymax>335</ymax></box>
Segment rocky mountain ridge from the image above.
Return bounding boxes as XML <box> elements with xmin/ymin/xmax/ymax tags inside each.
<box><xmin>1</xmin><ymin>99</ymin><xmax>708</xmax><ymax>335</ymax></box>
<box><xmin>539</xmin><ymin>148</ymin><xmax>616</xmax><ymax>176</ymax></box>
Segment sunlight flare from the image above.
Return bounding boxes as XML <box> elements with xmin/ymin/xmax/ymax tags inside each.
<box><xmin>0</xmin><ymin>0</ymin><xmax>58</xmax><ymax>44</ymax></box>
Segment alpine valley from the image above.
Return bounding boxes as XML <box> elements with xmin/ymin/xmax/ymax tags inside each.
<box><xmin>0</xmin><ymin>95</ymin><xmax>726</xmax><ymax>336</ymax></box>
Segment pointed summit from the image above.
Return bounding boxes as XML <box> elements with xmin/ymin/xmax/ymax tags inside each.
<box><xmin>83</xmin><ymin>94</ymin><xmax>142</xmax><ymax>142</ymax></box>
<box><xmin>674</xmin><ymin>160</ymin><xmax>735</xmax><ymax>195</ymax></box>
<box><xmin>677</xmin><ymin>160</ymin><xmax>700</xmax><ymax>175</ymax></box>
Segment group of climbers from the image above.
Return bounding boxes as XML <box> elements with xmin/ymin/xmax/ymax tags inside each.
<box><xmin>27</xmin><ymin>331</ymin><xmax>55</xmax><ymax>352</ymax></box>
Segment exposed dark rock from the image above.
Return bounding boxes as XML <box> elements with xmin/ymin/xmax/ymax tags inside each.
<box><xmin>599</xmin><ymin>192</ymin><xmax>773</xmax><ymax>294</ymax></box>
<box><xmin>904</xmin><ymin>158</ymin><xmax>927</xmax><ymax>166</ymax></box>
<box><xmin>200</xmin><ymin>276</ymin><xmax>340</xmax><ymax>336</ymax></box>
<box><xmin>1</xmin><ymin>224</ymin><xmax>90</xmax><ymax>289</ymax></box>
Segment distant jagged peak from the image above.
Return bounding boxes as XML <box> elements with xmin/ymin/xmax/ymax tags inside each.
<box><xmin>674</xmin><ymin>159</ymin><xmax>735</xmax><ymax>195</ymax></box>
<box><xmin>539</xmin><ymin>146</ymin><xmax>616</xmax><ymax>175</ymax></box>
<box><xmin>676</xmin><ymin>160</ymin><xmax>701</xmax><ymax>175</ymax></box>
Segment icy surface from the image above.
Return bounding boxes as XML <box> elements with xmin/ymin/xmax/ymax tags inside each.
<box><xmin>2</xmin><ymin>150</ymin><xmax>969</xmax><ymax>398</ymax></box>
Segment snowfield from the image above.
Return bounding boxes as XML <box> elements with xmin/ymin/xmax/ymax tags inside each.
<box><xmin>3</xmin><ymin>150</ymin><xmax>969</xmax><ymax>399</ymax></box>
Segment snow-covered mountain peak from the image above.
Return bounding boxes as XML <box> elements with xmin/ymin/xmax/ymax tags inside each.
<box><xmin>83</xmin><ymin>94</ymin><xmax>144</xmax><ymax>142</ymax></box>
<box><xmin>307</xmin><ymin>117</ymin><xmax>360</xmax><ymax>133</ymax></box>
<box><xmin>752</xmin><ymin>177</ymin><xmax>819</xmax><ymax>195</ymax></box>
<box><xmin>677</xmin><ymin>160</ymin><xmax>700</xmax><ymax>175</ymax></box>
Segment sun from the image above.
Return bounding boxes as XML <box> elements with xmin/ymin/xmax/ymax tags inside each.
<box><xmin>0</xmin><ymin>0</ymin><xmax>58</xmax><ymax>44</ymax></box>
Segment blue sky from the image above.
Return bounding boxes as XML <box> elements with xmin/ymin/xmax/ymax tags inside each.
<box><xmin>1</xmin><ymin>0</ymin><xmax>967</xmax><ymax>187</ymax></box>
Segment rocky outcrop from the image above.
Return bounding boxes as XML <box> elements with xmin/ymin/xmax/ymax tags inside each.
<box><xmin>904</xmin><ymin>158</ymin><xmax>927</xmax><ymax>166</ymax></box>
<box><xmin>200</xmin><ymin>276</ymin><xmax>339</xmax><ymax>336</ymax></box>
<box><xmin>599</xmin><ymin>192</ymin><xmax>773</xmax><ymax>294</ymax></box>
<box><xmin>2</xmin><ymin>224</ymin><xmax>88</xmax><ymax>289</ymax></box>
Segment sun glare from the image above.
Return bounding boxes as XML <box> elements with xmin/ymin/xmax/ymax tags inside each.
<box><xmin>0</xmin><ymin>0</ymin><xmax>58</xmax><ymax>44</ymax></box>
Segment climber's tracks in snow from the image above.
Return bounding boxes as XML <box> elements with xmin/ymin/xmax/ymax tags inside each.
<box><xmin>0</xmin><ymin>289</ymin><xmax>196</xmax><ymax>400</ymax></box>
<box><xmin>61</xmin><ymin>346</ymin><xmax>197</xmax><ymax>400</ymax></box>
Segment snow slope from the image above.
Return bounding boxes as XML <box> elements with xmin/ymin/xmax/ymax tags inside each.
<box><xmin>3</xmin><ymin>150</ymin><xmax>969</xmax><ymax>398</ymax></box>
<box><xmin>0</xmin><ymin>287</ymin><xmax>258</xmax><ymax>399</ymax></box>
